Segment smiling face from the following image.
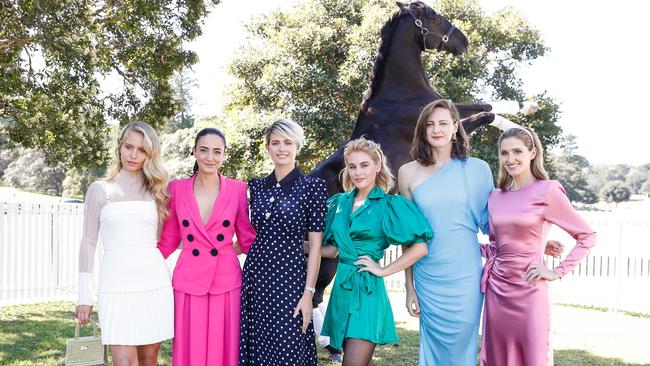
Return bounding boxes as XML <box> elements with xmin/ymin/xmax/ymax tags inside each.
<box><xmin>346</xmin><ymin>151</ymin><xmax>381</xmax><ymax>192</ymax></box>
<box><xmin>193</xmin><ymin>134</ymin><xmax>226</xmax><ymax>175</ymax></box>
<box><xmin>425</xmin><ymin>107</ymin><xmax>458</xmax><ymax>149</ymax></box>
<box><xmin>119</xmin><ymin>129</ymin><xmax>147</xmax><ymax>172</ymax></box>
<box><xmin>499</xmin><ymin>136</ymin><xmax>536</xmax><ymax>179</ymax></box>
<box><xmin>267</xmin><ymin>132</ymin><xmax>297</xmax><ymax>168</ymax></box>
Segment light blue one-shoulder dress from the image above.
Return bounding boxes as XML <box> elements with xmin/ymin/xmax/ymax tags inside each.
<box><xmin>412</xmin><ymin>157</ymin><xmax>493</xmax><ymax>366</ymax></box>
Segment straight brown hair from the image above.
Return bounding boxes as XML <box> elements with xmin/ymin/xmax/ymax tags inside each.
<box><xmin>410</xmin><ymin>99</ymin><xmax>469</xmax><ymax>166</ymax></box>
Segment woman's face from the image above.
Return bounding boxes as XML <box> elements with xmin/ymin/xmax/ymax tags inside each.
<box><xmin>499</xmin><ymin>136</ymin><xmax>536</xmax><ymax>178</ymax></box>
<box><xmin>193</xmin><ymin>134</ymin><xmax>226</xmax><ymax>175</ymax></box>
<box><xmin>347</xmin><ymin>151</ymin><xmax>380</xmax><ymax>192</ymax></box>
<box><xmin>119</xmin><ymin>130</ymin><xmax>147</xmax><ymax>172</ymax></box>
<box><xmin>267</xmin><ymin>132</ymin><xmax>297</xmax><ymax>168</ymax></box>
<box><xmin>425</xmin><ymin>107</ymin><xmax>458</xmax><ymax>150</ymax></box>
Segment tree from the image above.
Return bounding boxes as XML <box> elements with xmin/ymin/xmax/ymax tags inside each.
<box><xmin>162</xmin><ymin>68</ymin><xmax>197</xmax><ymax>133</ymax></box>
<box><xmin>552</xmin><ymin>134</ymin><xmax>597</xmax><ymax>203</ymax></box>
<box><xmin>3</xmin><ymin>148</ymin><xmax>66</xmax><ymax>195</ymax></box>
<box><xmin>600</xmin><ymin>181</ymin><xmax>631</xmax><ymax>204</ymax></box>
<box><xmin>160</xmin><ymin>112</ymin><xmax>274</xmax><ymax>181</ymax></box>
<box><xmin>624</xmin><ymin>169</ymin><xmax>648</xmax><ymax>194</ymax></box>
<box><xmin>226</xmin><ymin>0</ymin><xmax>562</xmax><ymax>175</ymax></box>
<box><xmin>62</xmin><ymin>166</ymin><xmax>106</xmax><ymax>198</ymax></box>
<box><xmin>641</xmin><ymin>179</ymin><xmax>650</xmax><ymax>196</ymax></box>
<box><xmin>1</xmin><ymin>0</ymin><xmax>220</xmax><ymax>169</ymax></box>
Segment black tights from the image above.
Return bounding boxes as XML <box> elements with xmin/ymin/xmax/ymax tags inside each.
<box><xmin>342</xmin><ymin>338</ymin><xmax>376</xmax><ymax>366</ymax></box>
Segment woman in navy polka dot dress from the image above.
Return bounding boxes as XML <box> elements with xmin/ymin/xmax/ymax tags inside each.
<box><xmin>239</xmin><ymin>119</ymin><xmax>326</xmax><ymax>366</ymax></box>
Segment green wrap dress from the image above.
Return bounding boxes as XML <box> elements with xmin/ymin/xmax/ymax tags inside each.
<box><xmin>321</xmin><ymin>186</ymin><xmax>432</xmax><ymax>351</ymax></box>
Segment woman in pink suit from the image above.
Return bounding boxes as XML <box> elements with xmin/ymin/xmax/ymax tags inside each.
<box><xmin>479</xmin><ymin>127</ymin><xmax>597</xmax><ymax>366</ymax></box>
<box><xmin>158</xmin><ymin>128</ymin><xmax>256</xmax><ymax>366</ymax></box>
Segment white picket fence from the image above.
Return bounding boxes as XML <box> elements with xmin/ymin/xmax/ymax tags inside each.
<box><xmin>1</xmin><ymin>201</ymin><xmax>649</xmax><ymax>314</ymax></box>
<box><xmin>0</xmin><ymin>201</ymin><xmax>88</xmax><ymax>305</ymax></box>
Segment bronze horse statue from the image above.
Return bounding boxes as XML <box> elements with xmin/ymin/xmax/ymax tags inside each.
<box><xmin>308</xmin><ymin>1</ymin><xmax>526</xmax><ymax>307</ymax></box>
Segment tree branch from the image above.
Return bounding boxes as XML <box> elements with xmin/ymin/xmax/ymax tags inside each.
<box><xmin>0</xmin><ymin>38</ymin><xmax>36</xmax><ymax>50</ymax></box>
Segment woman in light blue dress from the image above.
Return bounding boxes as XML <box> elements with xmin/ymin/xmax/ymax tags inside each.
<box><xmin>399</xmin><ymin>100</ymin><xmax>492</xmax><ymax>365</ymax></box>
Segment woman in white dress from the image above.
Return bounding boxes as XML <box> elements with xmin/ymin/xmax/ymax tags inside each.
<box><xmin>75</xmin><ymin>121</ymin><xmax>174</xmax><ymax>366</ymax></box>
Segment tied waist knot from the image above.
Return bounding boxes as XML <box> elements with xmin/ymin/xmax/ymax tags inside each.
<box><xmin>338</xmin><ymin>257</ymin><xmax>377</xmax><ymax>316</ymax></box>
<box><xmin>480</xmin><ymin>244</ymin><xmax>498</xmax><ymax>293</ymax></box>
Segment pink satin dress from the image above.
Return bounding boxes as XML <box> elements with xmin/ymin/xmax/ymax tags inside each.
<box><xmin>479</xmin><ymin>180</ymin><xmax>596</xmax><ymax>366</ymax></box>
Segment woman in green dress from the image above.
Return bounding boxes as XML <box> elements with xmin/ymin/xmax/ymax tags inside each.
<box><xmin>320</xmin><ymin>137</ymin><xmax>433</xmax><ymax>366</ymax></box>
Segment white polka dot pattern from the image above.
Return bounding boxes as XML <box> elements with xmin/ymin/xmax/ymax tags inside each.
<box><xmin>239</xmin><ymin>169</ymin><xmax>326</xmax><ymax>366</ymax></box>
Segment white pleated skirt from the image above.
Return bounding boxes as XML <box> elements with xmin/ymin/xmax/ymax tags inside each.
<box><xmin>97</xmin><ymin>286</ymin><xmax>174</xmax><ymax>345</ymax></box>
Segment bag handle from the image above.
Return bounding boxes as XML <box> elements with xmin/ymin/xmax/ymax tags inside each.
<box><xmin>75</xmin><ymin>319</ymin><xmax>100</xmax><ymax>339</ymax></box>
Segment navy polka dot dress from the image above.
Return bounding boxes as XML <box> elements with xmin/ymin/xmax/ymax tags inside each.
<box><xmin>239</xmin><ymin>167</ymin><xmax>327</xmax><ymax>366</ymax></box>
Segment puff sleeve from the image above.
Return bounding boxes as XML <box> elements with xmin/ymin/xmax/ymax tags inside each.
<box><xmin>382</xmin><ymin>195</ymin><xmax>433</xmax><ymax>246</ymax></box>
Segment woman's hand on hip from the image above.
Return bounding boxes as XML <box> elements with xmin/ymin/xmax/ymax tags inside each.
<box><xmin>524</xmin><ymin>263</ymin><xmax>559</xmax><ymax>285</ymax></box>
<box><xmin>354</xmin><ymin>256</ymin><xmax>386</xmax><ymax>277</ymax></box>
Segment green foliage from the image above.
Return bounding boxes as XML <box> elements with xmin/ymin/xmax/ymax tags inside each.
<box><xmin>160</xmin><ymin>112</ymin><xmax>275</xmax><ymax>181</ymax></box>
<box><xmin>599</xmin><ymin>181</ymin><xmax>631</xmax><ymax>203</ymax></box>
<box><xmin>0</xmin><ymin>0</ymin><xmax>220</xmax><ymax>169</ymax></box>
<box><xmin>552</xmin><ymin>135</ymin><xmax>597</xmax><ymax>204</ymax></box>
<box><xmin>641</xmin><ymin>179</ymin><xmax>650</xmax><ymax>196</ymax></box>
<box><xmin>162</xmin><ymin>68</ymin><xmax>197</xmax><ymax>133</ymax></box>
<box><xmin>226</xmin><ymin>0</ymin><xmax>561</xmax><ymax>174</ymax></box>
<box><xmin>61</xmin><ymin>166</ymin><xmax>106</xmax><ymax>198</ymax></box>
<box><xmin>3</xmin><ymin>148</ymin><xmax>66</xmax><ymax>195</ymax></box>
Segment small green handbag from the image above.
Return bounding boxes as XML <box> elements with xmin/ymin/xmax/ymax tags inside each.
<box><xmin>64</xmin><ymin>320</ymin><xmax>108</xmax><ymax>366</ymax></box>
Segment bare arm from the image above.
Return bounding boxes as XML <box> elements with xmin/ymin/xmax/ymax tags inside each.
<box><xmin>294</xmin><ymin>231</ymin><xmax>322</xmax><ymax>333</ymax></box>
<box><xmin>355</xmin><ymin>243</ymin><xmax>427</xmax><ymax>278</ymax></box>
<box><xmin>398</xmin><ymin>164</ymin><xmax>420</xmax><ymax>316</ymax></box>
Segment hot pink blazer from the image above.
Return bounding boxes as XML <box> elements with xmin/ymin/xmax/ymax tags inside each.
<box><xmin>158</xmin><ymin>174</ymin><xmax>256</xmax><ymax>295</ymax></box>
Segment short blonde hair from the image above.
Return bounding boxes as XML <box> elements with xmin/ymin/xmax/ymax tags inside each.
<box><xmin>340</xmin><ymin>137</ymin><xmax>395</xmax><ymax>192</ymax></box>
<box><xmin>265</xmin><ymin>119</ymin><xmax>305</xmax><ymax>152</ymax></box>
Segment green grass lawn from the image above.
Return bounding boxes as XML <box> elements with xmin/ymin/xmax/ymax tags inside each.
<box><xmin>0</xmin><ymin>302</ymin><xmax>646</xmax><ymax>366</ymax></box>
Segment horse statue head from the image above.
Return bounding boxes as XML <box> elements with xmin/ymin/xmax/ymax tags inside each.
<box><xmin>397</xmin><ymin>1</ymin><xmax>468</xmax><ymax>56</ymax></box>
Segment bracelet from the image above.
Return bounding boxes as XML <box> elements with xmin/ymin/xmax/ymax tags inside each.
<box><xmin>304</xmin><ymin>286</ymin><xmax>316</xmax><ymax>294</ymax></box>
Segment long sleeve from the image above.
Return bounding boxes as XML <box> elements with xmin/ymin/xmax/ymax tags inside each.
<box><xmin>480</xmin><ymin>195</ymin><xmax>497</xmax><ymax>259</ymax></box>
<box><xmin>476</xmin><ymin>160</ymin><xmax>494</xmax><ymax>235</ymax></box>
<box><xmin>157</xmin><ymin>181</ymin><xmax>182</xmax><ymax>259</ymax></box>
<box><xmin>77</xmin><ymin>181</ymin><xmax>107</xmax><ymax>305</ymax></box>
<box><xmin>235</xmin><ymin>183</ymin><xmax>256</xmax><ymax>254</ymax></box>
<box><xmin>544</xmin><ymin>180</ymin><xmax>597</xmax><ymax>278</ymax></box>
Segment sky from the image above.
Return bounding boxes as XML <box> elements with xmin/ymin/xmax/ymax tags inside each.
<box><xmin>185</xmin><ymin>0</ymin><xmax>649</xmax><ymax>166</ymax></box>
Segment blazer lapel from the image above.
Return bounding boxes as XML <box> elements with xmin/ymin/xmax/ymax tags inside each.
<box><xmin>206</xmin><ymin>174</ymin><xmax>233</xmax><ymax>231</ymax></box>
<box><xmin>181</xmin><ymin>175</ymin><xmax>212</xmax><ymax>242</ymax></box>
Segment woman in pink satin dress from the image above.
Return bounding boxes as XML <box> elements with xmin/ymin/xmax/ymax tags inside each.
<box><xmin>479</xmin><ymin>127</ymin><xmax>597</xmax><ymax>366</ymax></box>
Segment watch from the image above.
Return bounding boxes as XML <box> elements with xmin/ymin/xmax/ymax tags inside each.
<box><xmin>304</xmin><ymin>286</ymin><xmax>316</xmax><ymax>294</ymax></box>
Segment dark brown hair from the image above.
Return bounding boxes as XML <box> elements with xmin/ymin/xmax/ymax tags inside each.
<box><xmin>410</xmin><ymin>99</ymin><xmax>469</xmax><ymax>166</ymax></box>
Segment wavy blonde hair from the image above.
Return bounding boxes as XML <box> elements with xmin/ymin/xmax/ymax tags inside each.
<box><xmin>108</xmin><ymin>121</ymin><xmax>169</xmax><ymax>227</ymax></box>
<box><xmin>497</xmin><ymin>127</ymin><xmax>549</xmax><ymax>190</ymax></box>
<box><xmin>340</xmin><ymin>137</ymin><xmax>395</xmax><ymax>193</ymax></box>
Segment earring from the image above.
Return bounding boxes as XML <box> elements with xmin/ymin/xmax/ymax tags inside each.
<box><xmin>452</xmin><ymin>133</ymin><xmax>457</xmax><ymax>142</ymax></box>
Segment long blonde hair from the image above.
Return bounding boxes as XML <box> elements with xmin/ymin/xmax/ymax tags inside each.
<box><xmin>340</xmin><ymin>137</ymin><xmax>395</xmax><ymax>192</ymax></box>
<box><xmin>497</xmin><ymin>127</ymin><xmax>549</xmax><ymax>190</ymax></box>
<box><xmin>108</xmin><ymin>121</ymin><xmax>170</xmax><ymax>227</ymax></box>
